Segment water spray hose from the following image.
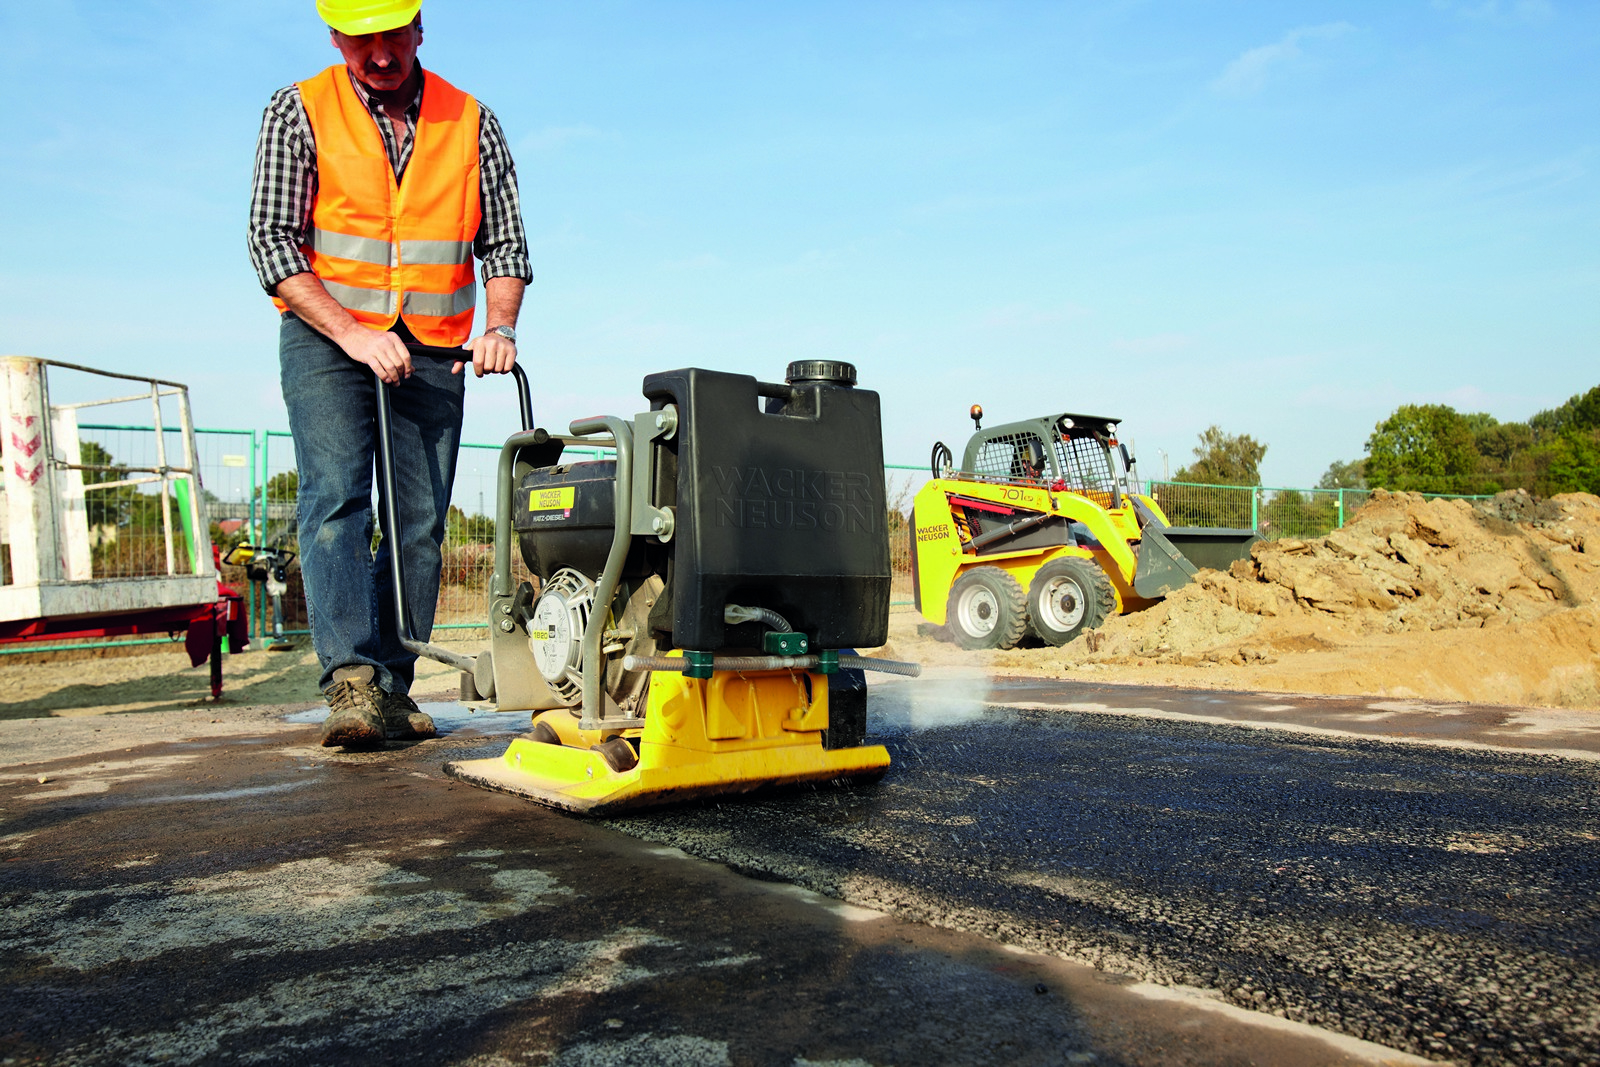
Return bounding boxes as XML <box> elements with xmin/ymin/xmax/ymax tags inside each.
<box><xmin>724</xmin><ymin>604</ymin><xmax>795</xmax><ymax>633</ymax></box>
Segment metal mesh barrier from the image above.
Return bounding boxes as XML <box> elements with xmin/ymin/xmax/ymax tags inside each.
<box><xmin>970</xmin><ymin>431</ymin><xmax>1047</xmax><ymax>482</ymax></box>
<box><xmin>1151</xmin><ymin>482</ymin><xmax>1256</xmax><ymax>530</ymax></box>
<box><xmin>74</xmin><ymin>426</ymin><xmax>205</xmax><ymax>579</ymax></box>
<box><xmin>1052</xmin><ymin>434</ymin><xmax>1119</xmax><ymax>508</ymax></box>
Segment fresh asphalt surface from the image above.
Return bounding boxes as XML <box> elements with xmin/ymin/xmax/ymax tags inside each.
<box><xmin>2</xmin><ymin>672</ymin><xmax>1596</xmax><ymax>1066</ymax></box>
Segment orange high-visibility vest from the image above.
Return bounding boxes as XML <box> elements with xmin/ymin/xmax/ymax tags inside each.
<box><xmin>272</xmin><ymin>65</ymin><xmax>482</xmax><ymax>346</ymax></box>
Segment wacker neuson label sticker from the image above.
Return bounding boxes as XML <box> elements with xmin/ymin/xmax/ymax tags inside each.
<box><xmin>529</xmin><ymin>487</ymin><xmax>575</xmax><ymax>512</ymax></box>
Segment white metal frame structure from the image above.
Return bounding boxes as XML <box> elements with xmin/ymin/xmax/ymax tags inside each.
<box><xmin>1</xmin><ymin>355</ymin><xmax>217</xmax><ymax>626</ymax></box>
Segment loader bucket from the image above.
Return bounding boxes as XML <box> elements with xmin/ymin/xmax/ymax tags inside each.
<box><xmin>1164</xmin><ymin>526</ymin><xmax>1261</xmax><ymax>571</ymax></box>
<box><xmin>1133</xmin><ymin>526</ymin><xmax>1260</xmax><ymax>599</ymax></box>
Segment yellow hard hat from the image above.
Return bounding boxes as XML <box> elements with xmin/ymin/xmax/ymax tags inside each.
<box><xmin>317</xmin><ymin>0</ymin><xmax>422</xmax><ymax>35</ymax></box>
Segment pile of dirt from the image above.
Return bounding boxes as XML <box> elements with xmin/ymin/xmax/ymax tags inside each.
<box><xmin>970</xmin><ymin>490</ymin><xmax>1600</xmax><ymax>708</ymax></box>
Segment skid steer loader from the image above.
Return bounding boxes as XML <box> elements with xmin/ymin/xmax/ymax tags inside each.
<box><xmin>911</xmin><ymin>408</ymin><xmax>1260</xmax><ymax>650</ymax></box>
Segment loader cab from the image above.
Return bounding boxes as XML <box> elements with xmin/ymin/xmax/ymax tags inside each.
<box><xmin>961</xmin><ymin>413</ymin><xmax>1128</xmax><ymax>508</ymax></box>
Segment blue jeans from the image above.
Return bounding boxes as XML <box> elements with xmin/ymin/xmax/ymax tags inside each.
<box><xmin>279</xmin><ymin>313</ymin><xmax>464</xmax><ymax>695</ymax></box>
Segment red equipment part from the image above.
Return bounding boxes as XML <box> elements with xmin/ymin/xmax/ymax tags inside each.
<box><xmin>0</xmin><ymin>596</ymin><xmax>250</xmax><ymax>700</ymax></box>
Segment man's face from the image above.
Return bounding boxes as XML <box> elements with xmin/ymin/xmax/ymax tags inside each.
<box><xmin>330</xmin><ymin>20</ymin><xmax>423</xmax><ymax>94</ymax></box>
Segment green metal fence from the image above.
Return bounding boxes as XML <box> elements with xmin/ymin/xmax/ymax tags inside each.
<box><xmin>31</xmin><ymin>427</ymin><xmax>1491</xmax><ymax>650</ymax></box>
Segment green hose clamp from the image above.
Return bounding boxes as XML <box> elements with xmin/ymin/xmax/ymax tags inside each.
<box><xmin>762</xmin><ymin>631</ymin><xmax>808</xmax><ymax>656</ymax></box>
<box><xmin>683</xmin><ymin>650</ymin><xmax>715</xmax><ymax>680</ymax></box>
<box><xmin>816</xmin><ymin>649</ymin><xmax>839</xmax><ymax>675</ymax></box>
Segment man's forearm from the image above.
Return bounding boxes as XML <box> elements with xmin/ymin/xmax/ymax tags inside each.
<box><xmin>483</xmin><ymin>276</ymin><xmax>526</xmax><ymax>332</ymax></box>
<box><xmin>273</xmin><ymin>272</ymin><xmax>414</xmax><ymax>383</ymax></box>
<box><xmin>274</xmin><ymin>272</ymin><xmax>367</xmax><ymax>346</ymax></box>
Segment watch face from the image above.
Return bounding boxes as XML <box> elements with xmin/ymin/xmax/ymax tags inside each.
<box><xmin>492</xmin><ymin>326</ymin><xmax>516</xmax><ymax>341</ymax></box>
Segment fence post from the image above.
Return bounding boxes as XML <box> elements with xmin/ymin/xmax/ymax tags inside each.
<box><xmin>246</xmin><ymin>430</ymin><xmax>259</xmax><ymax>641</ymax></box>
<box><xmin>1</xmin><ymin>357</ymin><xmax>63</xmax><ymax>587</ymax></box>
<box><xmin>1336</xmin><ymin>488</ymin><xmax>1344</xmax><ymax>528</ymax></box>
<box><xmin>1250</xmin><ymin>488</ymin><xmax>1259</xmax><ymax>531</ymax></box>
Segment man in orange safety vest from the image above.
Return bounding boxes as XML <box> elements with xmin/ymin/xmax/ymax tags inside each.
<box><xmin>248</xmin><ymin>0</ymin><xmax>531</xmax><ymax>748</ymax></box>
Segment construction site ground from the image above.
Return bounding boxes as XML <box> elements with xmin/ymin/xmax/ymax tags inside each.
<box><xmin>3</xmin><ymin>490</ymin><xmax>1599</xmax><ymax>1065</ymax></box>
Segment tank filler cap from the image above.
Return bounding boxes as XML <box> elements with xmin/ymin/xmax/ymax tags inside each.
<box><xmin>785</xmin><ymin>360</ymin><xmax>856</xmax><ymax>386</ymax></box>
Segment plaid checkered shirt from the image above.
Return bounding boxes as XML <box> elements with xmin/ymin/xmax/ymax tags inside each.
<box><xmin>247</xmin><ymin>66</ymin><xmax>532</xmax><ymax>296</ymax></box>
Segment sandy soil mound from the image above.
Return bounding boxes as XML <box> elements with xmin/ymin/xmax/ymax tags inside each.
<box><xmin>957</xmin><ymin>490</ymin><xmax>1600</xmax><ymax>708</ymax></box>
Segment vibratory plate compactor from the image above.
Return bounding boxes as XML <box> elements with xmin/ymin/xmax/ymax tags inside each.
<box><xmin>378</xmin><ymin>354</ymin><xmax>918</xmax><ymax>815</ymax></box>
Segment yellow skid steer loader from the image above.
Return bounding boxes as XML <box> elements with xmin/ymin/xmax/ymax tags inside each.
<box><xmin>911</xmin><ymin>408</ymin><xmax>1260</xmax><ymax>649</ymax></box>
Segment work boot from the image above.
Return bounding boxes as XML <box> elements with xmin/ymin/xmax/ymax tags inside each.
<box><xmin>321</xmin><ymin>665</ymin><xmax>386</xmax><ymax>748</ymax></box>
<box><xmin>380</xmin><ymin>688</ymin><xmax>438</xmax><ymax>741</ymax></box>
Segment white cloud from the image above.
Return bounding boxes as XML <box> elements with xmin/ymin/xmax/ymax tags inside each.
<box><xmin>1210</xmin><ymin>23</ymin><xmax>1354</xmax><ymax>97</ymax></box>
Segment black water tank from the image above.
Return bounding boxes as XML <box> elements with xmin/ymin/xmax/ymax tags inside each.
<box><xmin>642</xmin><ymin>364</ymin><xmax>890</xmax><ymax>651</ymax></box>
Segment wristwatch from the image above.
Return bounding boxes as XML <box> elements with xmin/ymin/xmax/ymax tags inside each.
<box><xmin>488</xmin><ymin>325</ymin><xmax>517</xmax><ymax>343</ymax></box>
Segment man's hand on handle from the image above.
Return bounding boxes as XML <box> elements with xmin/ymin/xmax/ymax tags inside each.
<box><xmin>458</xmin><ymin>330</ymin><xmax>517</xmax><ymax>377</ymax></box>
<box><xmin>338</xmin><ymin>325</ymin><xmax>415</xmax><ymax>384</ymax></box>
<box><xmin>457</xmin><ymin>277</ymin><xmax>527</xmax><ymax>377</ymax></box>
<box><xmin>273</xmin><ymin>272</ymin><xmax>416</xmax><ymax>384</ymax></box>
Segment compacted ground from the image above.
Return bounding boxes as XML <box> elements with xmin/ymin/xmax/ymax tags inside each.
<box><xmin>1</xmin><ymin>694</ymin><xmax>1455</xmax><ymax>1067</ymax></box>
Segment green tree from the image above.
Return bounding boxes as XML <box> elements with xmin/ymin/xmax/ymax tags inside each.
<box><xmin>1474</xmin><ymin>421</ymin><xmax>1532</xmax><ymax>465</ymax></box>
<box><xmin>1519</xmin><ymin>388</ymin><xmax>1600</xmax><ymax>495</ymax></box>
<box><xmin>1260</xmin><ymin>488</ymin><xmax>1339</xmax><ymax>539</ymax></box>
<box><xmin>77</xmin><ymin>440</ymin><xmax>170</xmax><ymax>532</ymax></box>
<box><xmin>1530</xmin><ymin>385</ymin><xmax>1600</xmax><ymax>440</ymax></box>
<box><xmin>1530</xmin><ymin>429</ymin><xmax>1600</xmax><ymax>497</ymax></box>
<box><xmin>1172</xmin><ymin>426</ymin><xmax>1268</xmax><ymax>487</ymax></box>
<box><xmin>1316</xmin><ymin>458</ymin><xmax>1366</xmax><ymax>490</ymax></box>
<box><xmin>264</xmin><ymin>469</ymin><xmax>299</xmax><ymax>501</ymax></box>
<box><xmin>1364</xmin><ymin>404</ymin><xmax>1480</xmax><ymax>493</ymax></box>
<box><xmin>445</xmin><ymin>505</ymin><xmax>495</xmax><ymax>544</ymax></box>
<box><xmin>1158</xmin><ymin>427</ymin><xmax>1266</xmax><ymax>529</ymax></box>
<box><xmin>79</xmin><ymin>440</ymin><xmax>131</xmax><ymax>528</ymax></box>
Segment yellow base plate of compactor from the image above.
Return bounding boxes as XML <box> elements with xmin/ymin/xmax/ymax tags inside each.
<box><xmin>443</xmin><ymin>664</ymin><xmax>890</xmax><ymax>815</ymax></box>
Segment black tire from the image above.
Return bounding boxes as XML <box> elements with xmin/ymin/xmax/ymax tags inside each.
<box><xmin>1027</xmin><ymin>558</ymin><xmax>1116</xmax><ymax>646</ymax></box>
<box><xmin>947</xmin><ymin>567</ymin><xmax>1029</xmax><ymax>650</ymax></box>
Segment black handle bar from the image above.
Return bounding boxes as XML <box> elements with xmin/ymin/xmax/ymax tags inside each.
<box><xmin>372</xmin><ymin>340</ymin><xmax>535</xmax><ymax>648</ymax></box>
<box><xmin>401</xmin><ymin>342</ymin><xmax>532</xmax><ymax>433</ymax></box>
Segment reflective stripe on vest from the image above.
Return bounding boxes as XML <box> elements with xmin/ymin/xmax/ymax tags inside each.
<box><xmin>403</xmin><ymin>280</ymin><xmax>476</xmax><ymax>318</ymax></box>
<box><xmin>271</xmin><ymin>66</ymin><xmax>482</xmax><ymax>347</ymax></box>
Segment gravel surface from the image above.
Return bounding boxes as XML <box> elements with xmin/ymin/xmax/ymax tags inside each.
<box><xmin>604</xmin><ymin>698</ymin><xmax>1600</xmax><ymax>1066</ymax></box>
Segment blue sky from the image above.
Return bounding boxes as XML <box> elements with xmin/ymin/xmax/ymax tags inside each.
<box><xmin>2</xmin><ymin>0</ymin><xmax>1595</xmax><ymax>487</ymax></box>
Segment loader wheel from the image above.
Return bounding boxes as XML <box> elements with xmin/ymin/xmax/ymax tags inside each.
<box><xmin>947</xmin><ymin>567</ymin><xmax>1029</xmax><ymax>651</ymax></box>
<box><xmin>1028</xmin><ymin>558</ymin><xmax>1116</xmax><ymax>646</ymax></box>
